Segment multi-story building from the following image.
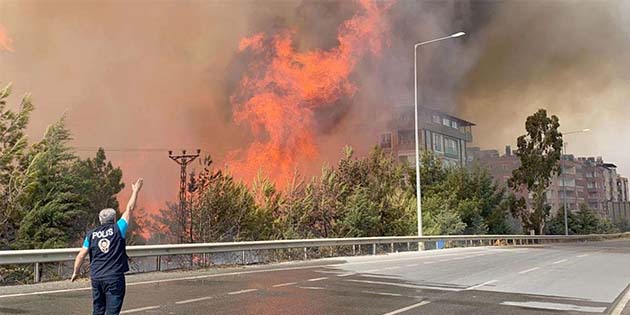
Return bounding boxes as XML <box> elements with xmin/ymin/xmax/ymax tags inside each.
<box><xmin>379</xmin><ymin>106</ymin><xmax>475</xmax><ymax>168</ymax></box>
<box><xmin>471</xmin><ymin>146</ymin><xmax>629</xmax><ymax>218</ymax></box>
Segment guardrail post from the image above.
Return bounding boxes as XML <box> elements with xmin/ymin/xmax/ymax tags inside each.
<box><xmin>156</xmin><ymin>256</ymin><xmax>161</xmax><ymax>271</ymax></box>
<box><xmin>304</xmin><ymin>247</ymin><xmax>308</xmax><ymax>260</ymax></box>
<box><xmin>407</xmin><ymin>242</ymin><xmax>410</xmax><ymax>251</ymax></box>
<box><xmin>242</xmin><ymin>251</ymin><xmax>246</xmax><ymax>264</ymax></box>
<box><xmin>34</xmin><ymin>262</ymin><xmax>40</xmax><ymax>283</ymax></box>
<box><xmin>390</xmin><ymin>243</ymin><xmax>394</xmax><ymax>253</ymax></box>
<box><xmin>352</xmin><ymin>245</ymin><xmax>356</xmax><ymax>256</ymax></box>
<box><xmin>372</xmin><ymin>244</ymin><xmax>376</xmax><ymax>255</ymax></box>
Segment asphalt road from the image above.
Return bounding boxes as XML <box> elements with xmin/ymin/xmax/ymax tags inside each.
<box><xmin>2</xmin><ymin>239</ymin><xmax>630</xmax><ymax>315</ymax></box>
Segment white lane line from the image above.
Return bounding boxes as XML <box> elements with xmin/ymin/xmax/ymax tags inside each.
<box><xmin>1</xmin><ymin>248</ymin><xmax>500</xmax><ymax>299</ymax></box>
<box><xmin>381</xmin><ymin>301</ymin><xmax>431</xmax><ymax>315</ymax></box>
<box><xmin>405</xmin><ymin>264</ymin><xmax>419</xmax><ymax>267</ymax></box>
<box><xmin>272</xmin><ymin>282</ymin><xmax>297</xmax><ymax>288</ymax></box>
<box><xmin>362</xmin><ymin>290</ymin><xmax>403</xmax><ymax>297</ymax></box>
<box><xmin>501</xmin><ymin>301</ymin><xmax>605</xmax><ymax>313</ymax></box>
<box><xmin>424</xmin><ymin>261</ymin><xmax>436</xmax><ymax>264</ymax></box>
<box><xmin>465</xmin><ymin>280</ymin><xmax>498</xmax><ymax>291</ymax></box>
<box><xmin>120</xmin><ymin>305</ymin><xmax>160</xmax><ymax>314</ymax></box>
<box><xmin>611</xmin><ymin>286</ymin><xmax>630</xmax><ymax>315</ymax></box>
<box><xmin>346</xmin><ymin>279</ymin><xmax>462</xmax><ymax>292</ymax></box>
<box><xmin>552</xmin><ymin>259</ymin><xmax>569</xmax><ymax>264</ymax></box>
<box><xmin>577</xmin><ymin>254</ymin><xmax>589</xmax><ymax>258</ymax></box>
<box><xmin>0</xmin><ymin>287</ymin><xmax>92</xmax><ymax>299</ymax></box>
<box><xmin>359</xmin><ymin>274</ymin><xmax>403</xmax><ymax>280</ymax></box>
<box><xmin>383</xmin><ymin>266</ymin><xmax>401</xmax><ymax>270</ymax></box>
<box><xmin>518</xmin><ymin>267</ymin><xmax>540</xmax><ymax>274</ymax></box>
<box><xmin>298</xmin><ymin>286</ymin><xmax>325</xmax><ymax>290</ymax></box>
<box><xmin>307</xmin><ymin>277</ymin><xmax>328</xmax><ymax>282</ymax></box>
<box><xmin>175</xmin><ymin>296</ymin><xmax>213</xmax><ymax>305</ymax></box>
<box><xmin>363</xmin><ymin>269</ymin><xmax>380</xmax><ymax>273</ymax></box>
<box><xmin>227</xmin><ymin>288</ymin><xmax>258</xmax><ymax>295</ymax></box>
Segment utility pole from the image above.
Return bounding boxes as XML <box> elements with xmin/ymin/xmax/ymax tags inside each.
<box><xmin>169</xmin><ymin>149</ymin><xmax>200</xmax><ymax>243</ymax></box>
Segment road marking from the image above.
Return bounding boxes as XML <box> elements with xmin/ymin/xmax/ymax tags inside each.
<box><xmin>552</xmin><ymin>259</ymin><xmax>569</xmax><ymax>264</ymax></box>
<box><xmin>120</xmin><ymin>305</ymin><xmax>160</xmax><ymax>314</ymax></box>
<box><xmin>465</xmin><ymin>280</ymin><xmax>498</xmax><ymax>291</ymax></box>
<box><xmin>424</xmin><ymin>261</ymin><xmax>436</xmax><ymax>264</ymax></box>
<box><xmin>501</xmin><ymin>301</ymin><xmax>605</xmax><ymax>313</ymax></box>
<box><xmin>0</xmin><ymin>248</ymin><xmax>499</xmax><ymax>299</ymax></box>
<box><xmin>307</xmin><ymin>277</ymin><xmax>328</xmax><ymax>282</ymax></box>
<box><xmin>610</xmin><ymin>285</ymin><xmax>630</xmax><ymax>315</ymax></box>
<box><xmin>0</xmin><ymin>287</ymin><xmax>92</xmax><ymax>299</ymax></box>
<box><xmin>363</xmin><ymin>269</ymin><xmax>380</xmax><ymax>273</ymax></box>
<box><xmin>518</xmin><ymin>267</ymin><xmax>540</xmax><ymax>274</ymax></box>
<box><xmin>381</xmin><ymin>301</ymin><xmax>431</xmax><ymax>315</ymax></box>
<box><xmin>405</xmin><ymin>264</ymin><xmax>419</xmax><ymax>267</ymax></box>
<box><xmin>362</xmin><ymin>290</ymin><xmax>403</xmax><ymax>297</ymax></box>
<box><xmin>347</xmin><ymin>279</ymin><xmax>462</xmax><ymax>292</ymax></box>
<box><xmin>577</xmin><ymin>254</ymin><xmax>589</xmax><ymax>258</ymax></box>
<box><xmin>175</xmin><ymin>296</ymin><xmax>213</xmax><ymax>304</ymax></box>
<box><xmin>383</xmin><ymin>266</ymin><xmax>401</xmax><ymax>270</ymax></box>
<box><xmin>227</xmin><ymin>288</ymin><xmax>258</xmax><ymax>295</ymax></box>
<box><xmin>272</xmin><ymin>282</ymin><xmax>297</xmax><ymax>288</ymax></box>
<box><xmin>359</xmin><ymin>274</ymin><xmax>403</xmax><ymax>280</ymax></box>
<box><xmin>298</xmin><ymin>286</ymin><xmax>325</xmax><ymax>290</ymax></box>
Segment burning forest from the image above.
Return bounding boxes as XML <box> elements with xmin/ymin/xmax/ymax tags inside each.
<box><xmin>228</xmin><ymin>0</ymin><xmax>393</xmax><ymax>185</ymax></box>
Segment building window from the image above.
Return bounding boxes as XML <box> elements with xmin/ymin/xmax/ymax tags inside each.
<box><xmin>444</xmin><ymin>137</ymin><xmax>458</xmax><ymax>156</ymax></box>
<box><xmin>379</xmin><ymin>133</ymin><xmax>392</xmax><ymax>149</ymax></box>
<box><xmin>442</xmin><ymin>118</ymin><xmax>450</xmax><ymax>127</ymax></box>
<box><xmin>587</xmin><ymin>182</ymin><xmax>595</xmax><ymax>189</ymax></box>
<box><xmin>433</xmin><ymin>133</ymin><xmax>443</xmax><ymax>152</ymax></box>
<box><xmin>560</xmin><ymin>178</ymin><xmax>576</xmax><ymax>187</ymax></box>
<box><xmin>451</xmin><ymin>120</ymin><xmax>458</xmax><ymax>129</ymax></box>
<box><xmin>432</xmin><ymin>115</ymin><xmax>440</xmax><ymax>124</ymax></box>
<box><xmin>397</xmin><ymin>130</ymin><xmax>414</xmax><ymax>146</ymax></box>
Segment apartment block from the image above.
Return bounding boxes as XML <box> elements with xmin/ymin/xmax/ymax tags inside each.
<box><xmin>379</xmin><ymin>106</ymin><xmax>475</xmax><ymax>168</ymax></box>
<box><xmin>470</xmin><ymin>146</ymin><xmax>629</xmax><ymax>218</ymax></box>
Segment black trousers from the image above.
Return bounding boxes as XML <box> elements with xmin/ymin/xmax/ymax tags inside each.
<box><xmin>91</xmin><ymin>275</ymin><xmax>126</xmax><ymax>315</ymax></box>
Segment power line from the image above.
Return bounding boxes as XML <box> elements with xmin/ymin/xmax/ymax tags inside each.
<box><xmin>71</xmin><ymin>147</ymin><xmax>211</xmax><ymax>154</ymax></box>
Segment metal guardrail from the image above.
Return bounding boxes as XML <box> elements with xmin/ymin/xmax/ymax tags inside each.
<box><xmin>1</xmin><ymin>233</ymin><xmax>628</xmax><ymax>283</ymax></box>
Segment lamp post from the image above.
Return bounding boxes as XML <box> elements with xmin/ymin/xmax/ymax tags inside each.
<box><xmin>561</xmin><ymin>128</ymin><xmax>590</xmax><ymax>235</ymax></box>
<box><xmin>414</xmin><ymin>31</ymin><xmax>466</xmax><ymax>238</ymax></box>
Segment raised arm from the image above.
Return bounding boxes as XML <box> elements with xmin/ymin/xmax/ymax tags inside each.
<box><xmin>121</xmin><ymin>178</ymin><xmax>143</xmax><ymax>223</ymax></box>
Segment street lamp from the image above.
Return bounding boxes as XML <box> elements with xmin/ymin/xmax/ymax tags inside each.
<box><xmin>561</xmin><ymin>128</ymin><xmax>591</xmax><ymax>236</ymax></box>
<box><xmin>414</xmin><ymin>31</ymin><xmax>466</xmax><ymax>237</ymax></box>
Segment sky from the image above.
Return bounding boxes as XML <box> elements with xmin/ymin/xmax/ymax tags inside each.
<box><xmin>1</xmin><ymin>0</ymin><xmax>629</xmax><ymax>212</ymax></box>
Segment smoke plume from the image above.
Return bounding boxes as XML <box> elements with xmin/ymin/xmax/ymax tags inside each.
<box><xmin>456</xmin><ymin>0</ymin><xmax>630</xmax><ymax>174</ymax></box>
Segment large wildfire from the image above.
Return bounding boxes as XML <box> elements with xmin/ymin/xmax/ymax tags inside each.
<box><xmin>0</xmin><ymin>24</ymin><xmax>13</xmax><ymax>52</ymax></box>
<box><xmin>228</xmin><ymin>0</ymin><xmax>393</xmax><ymax>185</ymax></box>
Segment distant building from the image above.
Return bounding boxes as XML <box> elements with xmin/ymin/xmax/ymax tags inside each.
<box><xmin>471</xmin><ymin>146</ymin><xmax>629</xmax><ymax>218</ymax></box>
<box><xmin>379</xmin><ymin>106</ymin><xmax>475</xmax><ymax>168</ymax></box>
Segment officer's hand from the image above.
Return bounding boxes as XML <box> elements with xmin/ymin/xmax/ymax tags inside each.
<box><xmin>132</xmin><ymin>178</ymin><xmax>143</xmax><ymax>192</ymax></box>
<box><xmin>70</xmin><ymin>273</ymin><xmax>78</xmax><ymax>282</ymax></box>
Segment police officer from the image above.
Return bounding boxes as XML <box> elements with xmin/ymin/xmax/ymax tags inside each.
<box><xmin>71</xmin><ymin>178</ymin><xmax>143</xmax><ymax>315</ymax></box>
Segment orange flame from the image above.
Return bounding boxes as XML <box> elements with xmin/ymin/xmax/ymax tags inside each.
<box><xmin>0</xmin><ymin>24</ymin><xmax>13</xmax><ymax>52</ymax></box>
<box><xmin>229</xmin><ymin>0</ymin><xmax>392</xmax><ymax>185</ymax></box>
